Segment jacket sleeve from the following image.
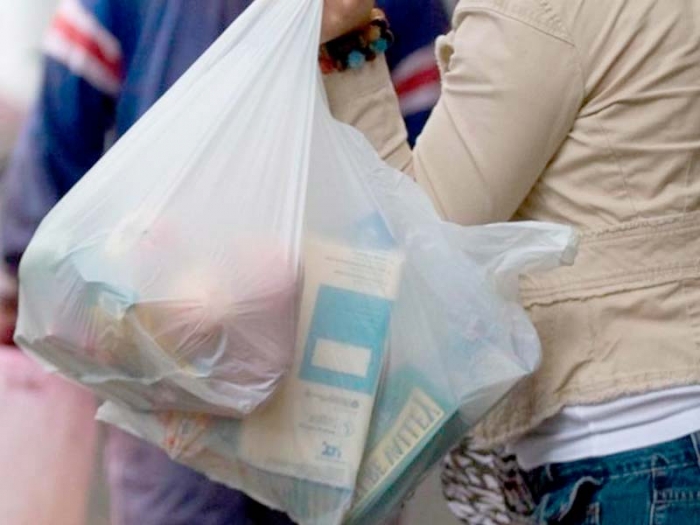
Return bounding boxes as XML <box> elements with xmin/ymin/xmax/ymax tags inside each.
<box><xmin>1</xmin><ymin>0</ymin><xmax>121</xmax><ymax>272</ymax></box>
<box><xmin>323</xmin><ymin>3</ymin><xmax>583</xmax><ymax>226</ymax></box>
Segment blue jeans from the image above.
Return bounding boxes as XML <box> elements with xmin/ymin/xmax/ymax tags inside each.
<box><xmin>524</xmin><ymin>432</ymin><xmax>700</xmax><ymax>525</ymax></box>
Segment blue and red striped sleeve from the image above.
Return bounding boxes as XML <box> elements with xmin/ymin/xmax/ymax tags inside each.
<box><xmin>380</xmin><ymin>0</ymin><xmax>449</xmax><ymax>145</ymax></box>
<box><xmin>1</xmin><ymin>0</ymin><xmax>123</xmax><ymax>271</ymax></box>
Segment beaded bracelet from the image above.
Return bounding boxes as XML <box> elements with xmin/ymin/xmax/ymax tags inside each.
<box><xmin>319</xmin><ymin>8</ymin><xmax>395</xmax><ymax>74</ymax></box>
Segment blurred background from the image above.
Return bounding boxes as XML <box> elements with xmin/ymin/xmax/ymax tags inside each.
<box><xmin>0</xmin><ymin>0</ymin><xmax>58</xmax><ymax>170</ymax></box>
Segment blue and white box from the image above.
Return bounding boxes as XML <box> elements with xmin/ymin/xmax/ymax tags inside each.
<box><xmin>239</xmin><ymin>236</ymin><xmax>404</xmax><ymax>490</ymax></box>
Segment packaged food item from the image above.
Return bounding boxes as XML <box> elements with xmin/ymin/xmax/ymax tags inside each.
<box><xmin>346</xmin><ymin>366</ymin><xmax>466</xmax><ymax>525</ymax></box>
<box><xmin>99</xmin><ymin>235</ymin><xmax>406</xmax><ymax>525</ymax></box>
<box><xmin>238</xmin><ymin>237</ymin><xmax>403</xmax><ymax>490</ymax></box>
<box><xmin>97</xmin><ymin>220</ymin><xmax>577</xmax><ymax>525</ymax></box>
<box><xmin>17</xmin><ymin>212</ymin><xmax>300</xmax><ymax>416</ymax></box>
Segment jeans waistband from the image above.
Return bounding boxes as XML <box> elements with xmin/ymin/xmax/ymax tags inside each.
<box><xmin>525</xmin><ymin>431</ymin><xmax>700</xmax><ymax>496</ymax></box>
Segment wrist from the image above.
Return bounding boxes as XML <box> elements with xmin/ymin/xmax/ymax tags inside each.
<box><xmin>319</xmin><ymin>8</ymin><xmax>394</xmax><ymax>74</ymax></box>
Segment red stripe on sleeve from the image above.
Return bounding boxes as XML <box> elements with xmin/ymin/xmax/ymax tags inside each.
<box><xmin>394</xmin><ymin>66</ymin><xmax>441</xmax><ymax>97</ymax></box>
<box><xmin>51</xmin><ymin>15</ymin><xmax>122</xmax><ymax>80</ymax></box>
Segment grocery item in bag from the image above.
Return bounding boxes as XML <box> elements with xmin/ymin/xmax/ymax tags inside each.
<box><xmin>14</xmin><ymin>0</ymin><xmax>324</xmax><ymax>417</ymax></box>
<box><xmin>238</xmin><ymin>237</ymin><xmax>403</xmax><ymax>489</ymax></box>
<box><xmin>99</xmin><ymin>233</ymin><xmax>406</xmax><ymax>525</ymax></box>
<box><xmin>98</xmin><ymin>218</ymin><xmax>577</xmax><ymax>525</ymax></box>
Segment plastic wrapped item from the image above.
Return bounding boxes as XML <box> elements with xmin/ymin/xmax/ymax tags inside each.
<box><xmin>14</xmin><ymin>0</ymin><xmax>322</xmax><ymax>417</ymax></box>
<box><xmin>15</xmin><ymin>0</ymin><xmax>578</xmax><ymax>522</ymax></box>
<box><xmin>97</xmin><ymin>215</ymin><xmax>575</xmax><ymax>525</ymax></box>
<box><xmin>99</xmin><ymin>231</ymin><xmax>408</xmax><ymax>525</ymax></box>
<box><xmin>345</xmin><ymin>228</ymin><xmax>575</xmax><ymax>525</ymax></box>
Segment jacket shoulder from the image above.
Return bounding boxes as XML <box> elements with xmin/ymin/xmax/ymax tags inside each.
<box><xmin>454</xmin><ymin>0</ymin><xmax>573</xmax><ymax>44</ymax></box>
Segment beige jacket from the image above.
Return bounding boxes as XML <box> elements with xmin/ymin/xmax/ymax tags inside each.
<box><xmin>324</xmin><ymin>0</ymin><xmax>700</xmax><ymax>446</ymax></box>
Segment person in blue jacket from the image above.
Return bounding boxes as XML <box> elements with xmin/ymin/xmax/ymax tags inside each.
<box><xmin>0</xmin><ymin>0</ymin><xmax>447</xmax><ymax>523</ymax></box>
<box><xmin>381</xmin><ymin>0</ymin><xmax>448</xmax><ymax>144</ymax></box>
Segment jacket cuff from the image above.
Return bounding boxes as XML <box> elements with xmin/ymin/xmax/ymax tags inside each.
<box><xmin>322</xmin><ymin>57</ymin><xmax>412</xmax><ymax>174</ymax></box>
<box><xmin>322</xmin><ymin>56</ymin><xmax>395</xmax><ymax>105</ymax></box>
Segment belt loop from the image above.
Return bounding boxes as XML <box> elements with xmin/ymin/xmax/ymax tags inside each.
<box><xmin>691</xmin><ymin>431</ymin><xmax>700</xmax><ymax>467</ymax></box>
<box><xmin>545</xmin><ymin>463</ymin><xmax>554</xmax><ymax>483</ymax></box>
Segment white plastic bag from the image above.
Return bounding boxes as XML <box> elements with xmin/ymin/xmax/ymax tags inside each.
<box><xmin>97</xmin><ymin>219</ymin><xmax>575</xmax><ymax>525</ymax></box>
<box><xmin>16</xmin><ymin>0</ymin><xmax>578</xmax><ymax>523</ymax></box>
<box><xmin>15</xmin><ymin>0</ymin><xmax>323</xmax><ymax>417</ymax></box>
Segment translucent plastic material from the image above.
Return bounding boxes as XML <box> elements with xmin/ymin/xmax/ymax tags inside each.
<box><xmin>15</xmin><ymin>0</ymin><xmax>320</xmax><ymax>417</ymax></box>
<box><xmin>97</xmin><ymin>218</ymin><xmax>575</xmax><ymax>525</ymax></box>
<box><xmin>15</xmin><ymin>0</ymin><xmax>578</xmax><ymax>523</ymax></box>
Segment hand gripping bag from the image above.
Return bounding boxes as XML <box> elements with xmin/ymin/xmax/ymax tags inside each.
<box><xmin>16</xmin><ymin>0</ymin><xmax>579</xmax><ymax>522</ymax></box>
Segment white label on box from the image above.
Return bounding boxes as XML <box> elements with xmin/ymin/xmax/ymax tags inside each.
<box><xmin>312</xmin><ymin>339</ymin><xmax>372</xmax><ymax>378</ymax></box>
